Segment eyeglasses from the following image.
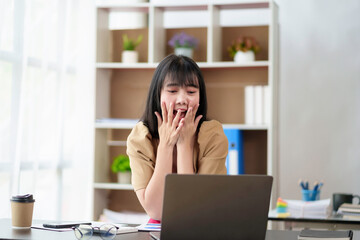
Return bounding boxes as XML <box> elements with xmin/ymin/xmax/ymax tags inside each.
<box><xmin>72</xmin><ymin>224</ymin><xmax>119</xmax><ymax>240</ymax></box>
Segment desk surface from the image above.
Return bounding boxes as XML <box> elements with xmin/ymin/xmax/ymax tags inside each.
<box><xmin>1</xmin><ymin>219</ymin><xmax>293</xmax><ymax>240</ymax></box>
<box><xmin>269</xmin><ymin>210</ymin><xmax>360</xmax><ymax>225</ymax></box>
<box><xmin>0</xmin><ymin>219</ymin><xmax>359</xmax><ymax>240</ymax></box>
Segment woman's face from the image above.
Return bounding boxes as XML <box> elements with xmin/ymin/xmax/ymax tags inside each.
<box><xmin>160</xmin><ymin>77</ymin><xmax>200</xmax><ymax>119</ymax></box>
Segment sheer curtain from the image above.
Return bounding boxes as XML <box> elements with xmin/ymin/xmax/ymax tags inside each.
<box><xmin>0</xmin><ymin>0</ymin><xmax>95</xmax><ymax>221</ymax></box>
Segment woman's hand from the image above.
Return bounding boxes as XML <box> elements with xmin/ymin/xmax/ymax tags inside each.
<box><xmin>177</xmin><ymin>103</ymin><xmax>202</xmax><ymax>146</ymax></box>
<box><xmin>155</xmin><ymin>102</ymin><xmax>183</xmax><ymax>147</ymax></box>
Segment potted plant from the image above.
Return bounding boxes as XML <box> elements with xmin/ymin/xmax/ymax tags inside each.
<box><xmin>122</xmin><ymin>34</ymin><xmax>143</xmax><ymax>63</ymax></box>
<box><xmin>111</xmin><ymin>154</ymin><xmax>131</xmax><ymax>184</ymax></box>
<box><xmin>227</xmin><ymin>36</ymin><xmax>260</xmax><ymax>63</ymax></box>
<box><xmin>168</xmin><ymin>32</ymin><xmax>199</xmax><ymax>59</ymax></box>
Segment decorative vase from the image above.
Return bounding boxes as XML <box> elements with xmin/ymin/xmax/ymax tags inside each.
<box><xmin>122</xmin><ymin>50</ymin><xmax>138</xmax><ymax>63</ymax></box>
<box><xmin>175</xmin><ymin>47</ymin><xmax>193</xmax><ymax>58</ymax></box>
<box><xmin>117</xmin><ymin>172</ymin><xmax>131</xmax><ymax>184</ymax></box>
<box><xmin>234</xmin><ymin>50</ymin><xmax>255</xmax><ymax>63</ymax></box>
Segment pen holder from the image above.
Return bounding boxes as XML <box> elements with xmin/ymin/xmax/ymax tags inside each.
<box><xmin>302</xmin><ymin>189</ymin><xmax>320</xmax><ymax>201</ymax></box>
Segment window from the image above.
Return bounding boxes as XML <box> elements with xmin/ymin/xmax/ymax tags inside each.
<box><xmin>0</xmin><ymin>0</ymin><xmax>94</xmax><ymax>220</ymax></box>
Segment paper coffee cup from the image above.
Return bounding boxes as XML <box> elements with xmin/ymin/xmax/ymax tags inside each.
<box><xmin>10</xmin><ymin>194</ymin><xmax>35</xmax><ymax>229</ymax></box>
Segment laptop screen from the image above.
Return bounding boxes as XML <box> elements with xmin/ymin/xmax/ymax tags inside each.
<box><xmin>160</xmin><ymin>174</ymin><xmax>273</xmax><ymax>240</ymax></box>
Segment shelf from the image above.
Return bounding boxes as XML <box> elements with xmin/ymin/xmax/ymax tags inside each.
<box><xmin>96</xmin><ymin>61</ymin><xmax>269</xmax><ymax>69</ymax></box>
<box><xmin>152</xmin><ymin>0</ymin><xmax>269</xmax><ymax>9</ymax></box>
<box><xmin>223</xmin><ymin>124</ymin><xmax>268</xmax><ymax>130</ymax></box>
<box><xmin>153</xmin><ymin>4</ymin><xmax>208</xmax><ymax>11</ymax></box>
<box><xmin>95</xmin><ymin>0</ymin><xmax>270</xmax><ymax>9</ymax></box>
<box><xmin>213</xmin><ymin>1</ymin><xmax>269</xmax><ymax>9</ymax></box>
<box><xmin>198</xmin><ymin>61</ymin><xmax>269</xmax><ymax>68</ymax></box>
<box><xmin>94</xmin><ymin>182</ymin><xmax>133</xmax><ymax>190</ymax></box>
<box><xmin>96</xmin><ymin>62</ymin><xmax>157</xmax><ymax>69</ymax></box>
<box><xmin>108</xmin><ymin>140</ymin><xmax>127</xmax><ymax>147</ymax></box>
<box><xmin>96</xmin><ymin>119</ymin><xmax>267</xmax><ymax>130</ymax></box>
<box><xmin>96</xmin><ymin>0</ymin><xmax>150</xmax><ymax>9</ymax></box>
<box><xmin>95</xmin><ymin>119</ymin><xmax>139</xmax><ymax>129</ymax></box>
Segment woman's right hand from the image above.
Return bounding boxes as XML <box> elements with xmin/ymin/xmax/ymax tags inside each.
<box><xmin>155</xmin><ymin>102</ymin><xmax>183</xmax><ymax>147</ymax></box>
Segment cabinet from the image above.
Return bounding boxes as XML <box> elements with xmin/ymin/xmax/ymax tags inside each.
<box><xmin>92</xmin><ymin>0</ymin><xmax>278</xmax><ymax>221</ymax></box>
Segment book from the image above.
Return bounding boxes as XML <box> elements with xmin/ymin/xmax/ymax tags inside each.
<box><xmin>254</xmin><ymin>85</ymin><xmax>263</xmax><ymax>125</ymax></box>
<box><xmin>342</xmin><ymin>213</ymin><xmax>360</xmax><ymax>220</ymax></box>
<box><xmin>263</xmin><ymin>85</ymin><xmax>270</xmax><ymax>125</ymax></box>
<box><xmin>244</xmin><ymin>86</ymin><xmax>255</xmax><ymax>124</ymax></box>
<box><xmin>338</xmin><ymin>203</ymin><xmax>360</xmax><ymax>214</ymax></box>
<box><xmin>223</xmin><ymin>129</ymin><xmax>244</xmax><ymax>175</ymax></box>
<box><xmin>137</xmin><ymin>223</ymin><xmax>161</xmax><ymax>232</ymax></box>
<box><xmin>298</xmin><ymin>229</ymin><xmax>353</xmax><ymax>240</ymax></box>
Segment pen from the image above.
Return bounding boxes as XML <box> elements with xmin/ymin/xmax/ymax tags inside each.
<box><xmin>313</xmin><ymin>182</ymin><xmax>319</xmax><ymax>192</ymax></box>
<box><xmin>298</xmin><ymin>179</ymin><xmax>309</xmax><ymax>190</ymax></box>
<box><xmin>304</xmin><ymin>180</ymin><xmax>309</xmax><ymax>190</ymax></box>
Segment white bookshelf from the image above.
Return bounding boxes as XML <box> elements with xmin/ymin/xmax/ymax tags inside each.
<box><xmin>96</xmin><ymin>61</ymin><xmax>269</xmax><ymax>69</ymax></box>
<box><xmin>107</xmin><ymin>140</ymin><xmax>127</xmax><ymax>147</ymax></box>
<box><xmin>95</xmin><ymin>119</ymin><xmax>139</xmax><ymax>129</ymax></box>
<box><xmin>92</xmin><ymin>0</ymin><xmax>278</xmax><ymax>220</ymax></box>
<box><xmin>96</xmin><ymin>120</ymin><xmax>267</xmax><ymax>131</ymax></box>
<box><xmin>94</xmin><ymin>183</ymin><xmax>134</xmax><ymax>190</ymax></box>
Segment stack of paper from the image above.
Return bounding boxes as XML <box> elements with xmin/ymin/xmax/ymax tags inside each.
<box><xmin>284</xmin><ymin>199</ymin><xmax>331</xmax><ymax>219</ymax></box>
<box><xmin>99</xmin><ymin>209</ymin><xmax>149</xmax><ymax>224</ymax></box>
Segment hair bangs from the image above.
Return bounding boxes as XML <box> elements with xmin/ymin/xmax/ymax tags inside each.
<box><xmin>163</xmin><ymin>60</ymin><xmax>199</xmax><ymax>89</ymax></box>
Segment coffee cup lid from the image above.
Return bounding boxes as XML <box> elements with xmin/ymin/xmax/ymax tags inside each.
<box><xmin>11</xmin><ymin>194</ymin><xmax>35</xmax><ymax>203</ymax></box>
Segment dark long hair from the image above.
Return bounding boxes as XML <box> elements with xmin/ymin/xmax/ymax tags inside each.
<box><xmin>141</xmin><ymin>54</ymin><xmax>207</xmax><ymax>139</ymax></box>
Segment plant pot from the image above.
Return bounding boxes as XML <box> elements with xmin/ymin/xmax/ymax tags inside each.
<box><xmin>234</xmin><ymin>50</ymin><xmax>255</xmax><ymax>63</ymax></box>
<box><xmin>175</xmin><ymin>47</ymin><xmax>193</xmax><ymax>58</ymax></box>
<box><xmin>122</xmin><ymin>51</ymin><xmax>138</xmax><ymax>63</ymax></box>
<box><xmin>117</xmin><ymin>172</ymin><xmax>131</xmax><ymax>184</ymax></box>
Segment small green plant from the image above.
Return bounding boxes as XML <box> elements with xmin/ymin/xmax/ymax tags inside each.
<box><xmin>122</xmin><ymin>34</ymin><xmax>143</xmax><ymax>51</ymax></box>
<box><xmin>227</xmin><ymin>36</ymin><xmax>260</xmax><ymax>59</ymax></box>
<box><xmin>111</xmin><ymin>154</ymin><xmax>131</xmax><ymax>173</ymax></box>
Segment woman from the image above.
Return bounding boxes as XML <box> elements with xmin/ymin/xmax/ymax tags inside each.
<box><xmin>127</xmin><ymin>54</ymin><xmax>228</xmax><ymax>221</ymax></box>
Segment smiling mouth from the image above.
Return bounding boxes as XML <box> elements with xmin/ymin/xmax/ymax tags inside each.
<box><xmin>173</xmin><ymin>110</ymin><xmax>187</xmax><ymax>118</ymax></box>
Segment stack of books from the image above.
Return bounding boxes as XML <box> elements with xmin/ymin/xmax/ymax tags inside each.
<box><xmin>244</xmin><ymin>85</ymin><xmax>270</xmax><ymax>125</ymax></box>
<box><xmin>337</xmin><ymin>203</ymin><xmax>360</xmax><ymax>220</ymax></box>
<box><xmin>285</xmin><ymin>199</ymin><xmax>331</xmax><ymax>218</ymax></box>
<box><xmin>99</xmin><ymin>208</ymin><xmax>149</xmax><ymax>224</ymax></box>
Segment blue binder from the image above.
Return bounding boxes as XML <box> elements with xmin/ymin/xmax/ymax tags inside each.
<box><xmin>223</xmin><ymin>128</ymin><xmax>244</xmax><ymax>175</ymax></box>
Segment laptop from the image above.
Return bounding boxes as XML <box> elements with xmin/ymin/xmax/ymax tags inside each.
<box><xmin>151</xmin><ymin>174</ymin><xmax>273</xmax><ymax>240</ymax></box>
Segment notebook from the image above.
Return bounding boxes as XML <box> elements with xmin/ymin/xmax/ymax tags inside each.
<box><xmin>298</xmin><ymin>229</ymin><xmax>353</xmax><ymax>240</ymax></box>
<box><xmin>152</xmin><ymin>174</ymin><xmax>273</xmax><ymax>240</ymax></box>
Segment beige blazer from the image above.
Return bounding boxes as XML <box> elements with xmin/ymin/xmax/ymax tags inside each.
<box><xmin>127</xmin><ymin>120</ymin><xmax>228</xmax><ymax>191</ymax></box>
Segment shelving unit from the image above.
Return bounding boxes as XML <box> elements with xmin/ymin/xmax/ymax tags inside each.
<box><xmin>92</xmin><ymin>0</ymin><xmax>278</xmax><ymax>221</ymax></box>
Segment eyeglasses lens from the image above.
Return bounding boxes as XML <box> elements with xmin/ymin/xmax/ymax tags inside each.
<box><xmin>74</xmin><ymin>224</ymin><xmax>93</xmax><ymax>240</ymax></box>
<box><xmin>100</xmin><ymin>224</ymin><xmax>117</xmax><ymax>240</ymax></box>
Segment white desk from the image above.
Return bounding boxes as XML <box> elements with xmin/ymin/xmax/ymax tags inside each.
<box><xmin>269</xmin><ymin>210</ymin><xmax>360</xmax><ymax>230</ymax></box>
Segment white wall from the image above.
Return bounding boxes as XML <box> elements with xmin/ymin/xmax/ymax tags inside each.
<box><xmin>275</xmin><ymin>0</ymin><xmax>360</xmax><ymax>200</ymax></box>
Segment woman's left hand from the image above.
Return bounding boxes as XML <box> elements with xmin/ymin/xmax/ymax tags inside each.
<box><xmin>177</xmin><ymin>103</ymin><xmax>202</xmax><ymax>146</ymax></box>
